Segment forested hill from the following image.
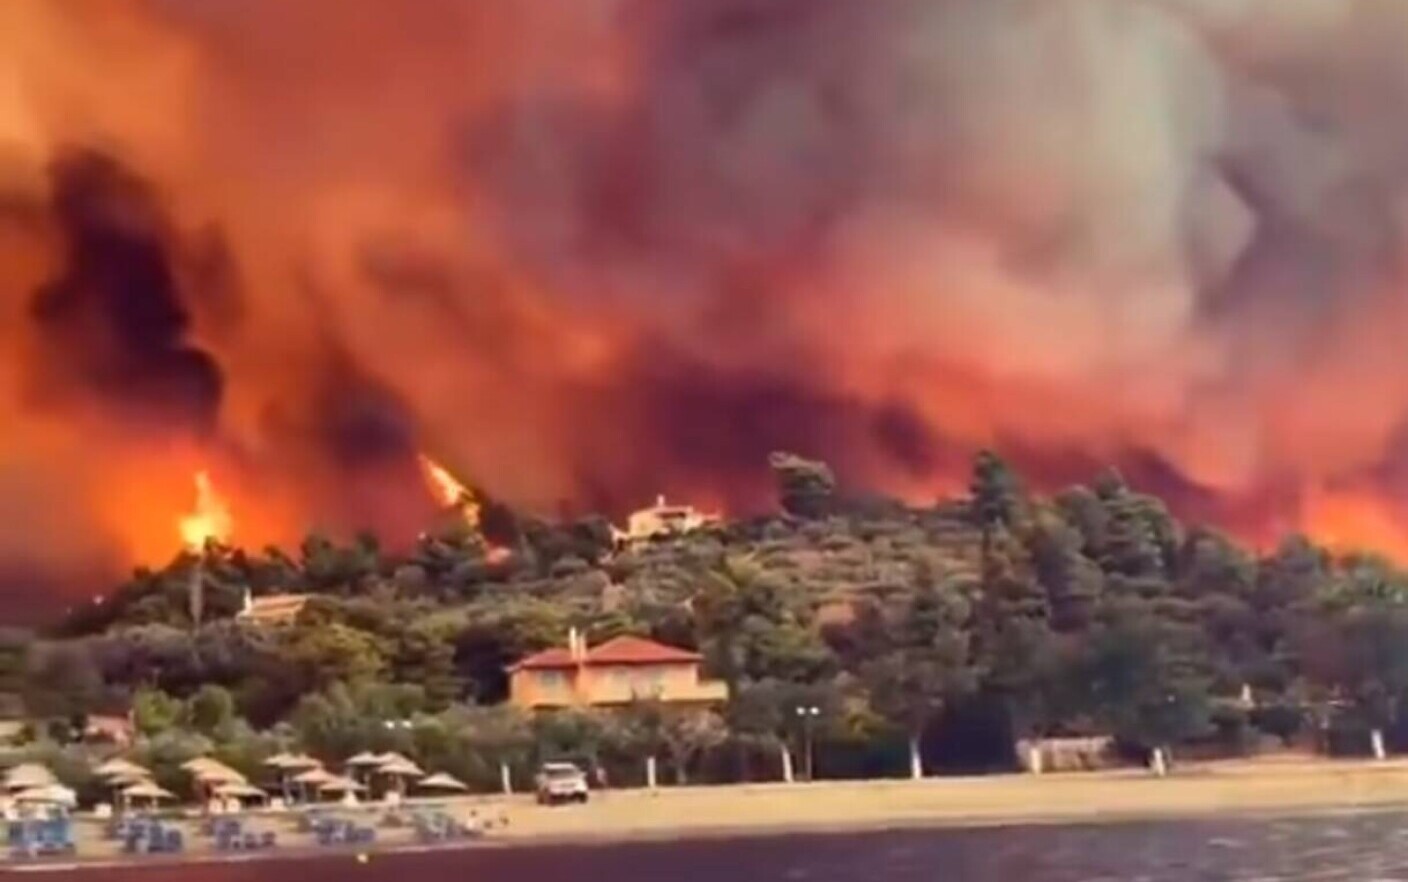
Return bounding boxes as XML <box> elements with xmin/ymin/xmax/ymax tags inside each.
<box><xmin>13</xmin><ymin>451</ymin><xmax>1408</xmax><ymax>786</ymax></box>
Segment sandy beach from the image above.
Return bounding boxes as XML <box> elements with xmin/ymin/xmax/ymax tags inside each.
<box><xmin>13</xmin><ymin>757</ymin><xmax>1408</xmax><ymax>871</ymax></box>
<box><xmin>495</xmin><ymin>757</ymin><xmax>1408</xmax><ymax>844</ymax></box>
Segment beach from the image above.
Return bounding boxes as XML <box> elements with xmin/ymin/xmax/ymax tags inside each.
<box><xmin>15</xmin><ymin>756</ymin><xmax>1408</xmax><ymax>872</ymax></box>
<box><xmin>496</xmin><ymin>756</ymin><xmax>1408</xmax><ymax>843</ymax></box>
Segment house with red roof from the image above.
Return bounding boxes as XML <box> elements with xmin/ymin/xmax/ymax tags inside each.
<box><xmin>508</xmin><ymin>630</ymin><xmax>729</xmax><ymax>710</ymax></box>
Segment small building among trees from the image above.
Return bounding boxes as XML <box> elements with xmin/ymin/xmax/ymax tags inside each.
<box><xmin>508</xmin><ymin>632</ymin><xmax>728</xmax><ymax>711</ymax></box>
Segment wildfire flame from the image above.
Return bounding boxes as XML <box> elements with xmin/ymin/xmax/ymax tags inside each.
<box><xmin>417</xmin><ymin>454</ymin><xmax>481</xmax><ymax>531</ymax></box>
<box><xmin>178</xmin><ymin>470</ymin><xmax>233</xmax><ymax>551</ymax></box>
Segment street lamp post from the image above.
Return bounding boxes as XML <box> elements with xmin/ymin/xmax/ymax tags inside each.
<box><xmin>795</xmin><ymin>706</ymin><xmax>821</xmax><ymax>781</ymax></box>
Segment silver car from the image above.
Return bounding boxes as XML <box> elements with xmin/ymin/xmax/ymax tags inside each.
<box><xmin>534</xmin><ymin>762</ymin><xmax>589</xmax><ymax>805</ymax></box>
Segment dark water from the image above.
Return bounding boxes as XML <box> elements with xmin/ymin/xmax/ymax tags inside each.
<box><xmin>27</xmin><ymin>812</ymin><xmax>1408</xmax><ymax>881</ymax></box>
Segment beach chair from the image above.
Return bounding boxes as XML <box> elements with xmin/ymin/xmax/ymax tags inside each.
<box><xmin>262</xmin><ymin>830</ymin><xmax>277</xmax><ymax>849</ymax></box>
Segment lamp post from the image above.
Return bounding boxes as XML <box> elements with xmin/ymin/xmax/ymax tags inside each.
<box><xmin>795</xmin><ymin>706</ymin><xmax>821</xmax><ymax>781</ymax></box>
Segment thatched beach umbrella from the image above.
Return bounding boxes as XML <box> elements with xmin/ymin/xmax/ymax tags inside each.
<box><xmin>344</xmin><ymin>751</ymin><xmax>381</xmax><ymax>783</ymax></box>
<box><xmin>103</xmin><ymin>769</ymin><xmax>153</xmax><ymax>807</ymax></box>
<box><xmin>375</xmin><ymin>757</ymin><xmax>425</xmax><ymax>796</ymax></box>
<box><xmin>292</xmin><ymin>767</ymin><xmax>335</xmax><ymax>803</ymax></box>
<box><xmin>183</xmin><ymin>757</ymin><xmax>245</xmax><ymax>781</ymax></box>
<box><xmin>15</xmin><ymin>784</ymin><xmax>76</xmax><ymax>808</ymax></box>
<box><xmin>287</xmin><ymin>753</ymin><xmax>320</xmax><ymax>769</ymax></box>
<box><xmin>94</xmin><ymin>758</ymin><xmax>149</xmax><ymax>780</ymax></box>
<box><xmin>319</xmin><ymin>775</ymin><xmax>366</xmax><ymax>805</ymax></box>
<box><xmin>4</xmin><ymin>764</ymin><xmax>56</xmax><ymax>793</ymax></box>
<box><xmin>416</xmin><ymin>772</ymin><xmax>468</xmax><ymax>794</ymax></box>
<box><xmin>377</xmin><ymin>749</ymin><xmax>419</xmax><ymax>772</ymax></box>
<box><xmin>264</xmin><ymin>753</ymin><xmax>320</xmax><ymax>801</ymax></box>
<box><xmin>121</xmin><ymin>781</ymin><xmax>175</xmax><ymax>811</ymax></box>
<box><xmin>184</xmin><ymin>757</ymin><xmax>247</xmax><ymax>805</ymax></box>
<box><xmin>319</xmin><ymin>775</ymin><xmax>365</xmax><ymax>793</ymax></box>
<box><xmin>195</xmin><ymin>767</ymin><xmax>247</xmax><ymax>786</ymax></box>
<box><xmin>291</xmin><ymin>767</ymin><xmax>334</xmax><ymax>786</ymax></box>
<box><xmin>213</xmin><ymin>782</ymin><xmax>268</xmax><ymax>806</ymax></box>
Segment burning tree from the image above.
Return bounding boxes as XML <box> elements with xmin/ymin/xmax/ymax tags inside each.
<box><xmin>178</xmin><ymin>471</ymin><xmax>233</xmax><ymax>628</ymax></box>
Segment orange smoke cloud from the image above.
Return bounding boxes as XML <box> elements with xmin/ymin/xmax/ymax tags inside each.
<box><xmin>5</xmin><ymin>0</ymin><xmax>1408</xmax><ymax>614</ymax></box>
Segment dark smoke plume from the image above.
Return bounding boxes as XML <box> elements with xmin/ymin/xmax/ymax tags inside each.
<box><xmin>28</xmin><ymin>150</ymin><xmax>222</xmax><ymax>435</ymax></box>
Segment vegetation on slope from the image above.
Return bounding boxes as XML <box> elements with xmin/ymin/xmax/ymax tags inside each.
<box><xmin>11</xmin><ymin>452</ymin><xmax>1408</xmax><ymax>792</ymax></box>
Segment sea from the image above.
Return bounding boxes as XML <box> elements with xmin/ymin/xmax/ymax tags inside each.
<box><xmin>18</xmin><ymin>811</ymin><xmax>1408</xmax><ymax>881</ymax></box>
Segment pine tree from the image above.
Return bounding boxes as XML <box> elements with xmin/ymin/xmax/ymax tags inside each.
<box><xmin>1030</xmin><ymin>506</ymin><xmax>1104</xmax><ymax>632</ymax></box>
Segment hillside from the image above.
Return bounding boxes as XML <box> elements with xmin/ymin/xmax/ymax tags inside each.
<box><xmin>10</xmin><ymin>451</ymin><xmax>1408</xmax><ymax>793</ymax></box>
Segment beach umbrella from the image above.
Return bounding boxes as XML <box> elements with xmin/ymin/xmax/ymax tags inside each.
<box><xmin>184</xmin><ymin>758</ymin><xmax>247</xmax><ymax>805</ymax></box>
<box><xmin>291</xmin><ymin>767</ymin><xmax>335</xmax><ymax>803</ymax></box>
<box><xmin>213</xmin><ymin>783</ymin><xmax>268</xmax><ymax>802</ymax></box>
<box><xmin>345</xmin><ymin>751</ymin><xmax>381</xmax><ymax>775</ymax></box>
<box><xmin>184</xmin><ymin>758</ymin><xmax>246</xmax><ymax>781</ymax></box>
<box><xmin>4</xmin><ymin>764</ymin><xmax>57</xmax><ymax>792</ymax></box>
<box><xmin>94</xmin><ymin>758</ymin><xmax>149</xmax><ymax>780</ymax></box>
<box><xmin>15</xmin><ymin>785</ymin><xmax>76</xmax><ymax>808</ymax></box>
<box><xmin>318</xmin><ymin>775</ymin><xmax>366</xmax><ymax>793</ymax></box>
<box><xmin>417</xmin><ymin>772</ymin><xmax>468</xmax><ymax>793</ymax></box>
<box><xmin>121</xmin><ymin>781</ymin><xmax>175</xmax><ymax>812</ymax></box>
<box><xmin>104</xmin><ymin>769</ymin><xmax>153</xmax><ymax>804</ymax></box>
<box><xmin>377</xmin><ymin>758</ymin><xmax>425</xmax><ymax>778</ymax></box>
<box><xmin>344</xmin><ymin>751</ymin><xmax>382</xmax><ymax>783</ymax></box>
<box><xmin>264</xmin><ymin>752</ymin><xmax>319</xmax><ymax>802</ymax></box>
<box><xmin>374</xmin><ymin>757</ymin><xmax>424</xmax><ymax>796</ymax></box>
<box><xmin>121</xmin><ymin>782</ymin><xmax>175</xmax><ymax>801</ymax></box>
<box><xmin>291</xmin><ymin>768</ymin><xmax>335</xmax><ymax>786</ymax></box>
<box><xmin>370</xmin><ymin>751</ymin><xmax>412</xmax><ymax>767</ymax></box>
<box><xmin>181</xmin><ymin>757</ymin><xmax>227</xmax><ymax>773</ymax></box>
<box><xmin>194</xmin><ymin>766</ymin><xmax>247</xmax><ymax>785</ymax></box>
<box><xmin>265</xmin><ymin>752</ymin><xmax>320</xmax><ymax>771</ymax></box>
<box><xmin>319</xmin><ymin>775</ymin><xmax>366</xmax><ymax>807</ymax></box>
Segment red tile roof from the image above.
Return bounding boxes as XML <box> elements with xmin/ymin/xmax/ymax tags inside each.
<box><xmin>510</xmin><ymin>647</ymin><xmax>577</xmax><ymax>671</ymax></box>
<box><xmin>510</xmin><ymin>636</ymin><xmax>701</xmax><ymax>671</ymax></box>
<box><xmin>587</xmin><ymin>636</ymin><xmax>701</xmax><ymax>665</ymax></box>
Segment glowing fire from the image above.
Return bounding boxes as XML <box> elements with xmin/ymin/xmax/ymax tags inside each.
<box><xmin>178</xmin><ymin>470</ymin><xmax>233</xmax><ymax>551</ymax></box>
<box><xmin>1304</xmin><ymin>486</ymin><xmax>1408</xmax><ymax>562</ymax></box>
<box><xmin>417</xmin><ymin>454</ymin><xmax>481</xmax><ymax>531</ymax></box>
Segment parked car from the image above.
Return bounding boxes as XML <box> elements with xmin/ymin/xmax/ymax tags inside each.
<box><xmin>534</xmin><ymin>762</ymin><xmax>589</xmax><ymax>805</ymax></box>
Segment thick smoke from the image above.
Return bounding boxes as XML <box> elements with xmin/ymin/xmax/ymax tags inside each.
<box><xmin>4</xmin><ymin>0</ymin><xmax>1408</xmax><ymax>612</ymax></box>
<box><xmin>28</xmin><ymin>149</ymin><xmax>223</xmax><ymax>434</ymax></box>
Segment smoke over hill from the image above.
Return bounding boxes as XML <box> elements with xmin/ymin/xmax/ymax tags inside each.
<box><xmin>3</xmin><ymin>0</ymin><xmax>1408</xmax><ymax>610</ymax></box>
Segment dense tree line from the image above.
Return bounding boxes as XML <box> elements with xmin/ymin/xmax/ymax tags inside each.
<box><xmin>10</xmin><ymin>452</ymin><xmax>1408</xmax><ymax>792</ymax></box>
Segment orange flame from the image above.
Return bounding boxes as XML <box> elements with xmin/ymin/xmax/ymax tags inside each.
<box><xmin>417</xmin><ymin>454</ymin><xmax>480</xmax><ymax>530</ymax></box>
<box><xmin>1304</xmin><ymin>486</ymin><xmax>1408</xmax><ymax>562</ymax></box>
<box><xmin>178</xmin><ymin>470</ymin><xmax>233</xmax><ymax>551</ymax></box>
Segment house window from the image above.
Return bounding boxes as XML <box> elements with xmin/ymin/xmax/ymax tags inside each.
<box><xmin>537</xmin><ymin>670</ymin><xmax>568</xmax><ymax>691</ymax></box>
